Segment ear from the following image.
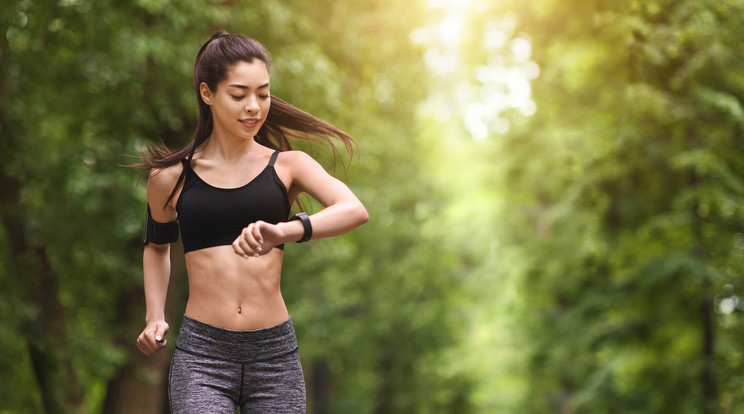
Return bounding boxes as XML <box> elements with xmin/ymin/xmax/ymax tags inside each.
<box><xmin>200</xmin><ymin>82</ymin><xmax>213</xmax><ymax>105</ymax></box>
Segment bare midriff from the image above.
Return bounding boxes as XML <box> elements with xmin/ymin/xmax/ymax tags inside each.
<box><xmin>183</xmin><ymin>245</ymin><xmax>289</xmax><ymax>331</ymax></box>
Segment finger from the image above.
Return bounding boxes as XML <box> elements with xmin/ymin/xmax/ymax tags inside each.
<box><xmin>232</xmin><ymin>238</ymin><xmax>241</xmax><ymax>255</ymax></box>
<box><xmin>154</xmin><ymin>323</ymin><xmax>168</xmax><ymax>343</ymax></box>
<box><xmin>234</xmin><ymin>245</ymin><xmax>251</xmax><ymax>259</ymax></box>
<box><xmin>137</xmin><ymin>335</ymin><xmax>153</xmax><ymax>356</ymax></box>
<box><xmin>251</xmin><ymin>222</ymin><xmax>264</xmax><ymax>252</ymax></box>
<box><xmin>232</xmin><ymin>237</ymin><xmax>246</xmax><ymax>256</ymax></box>
<box><xmin>147</xmin><ymin>329</ymin><xmax>162</xmax><ymax>348</ymax></box>
<box><xmin>245</xmin><ymin>223</ymin><xmax>261</xmax><ymax>250</ymax></box>
<box><xmin>239</xmin><ymin>226</ymin><xmax>259</xmax><ymax>256</ymax></box>
<box><xmin>141</xmin><ymin>343</ymin><xmax>154</xmax><ymax>356</ymax></box>
<box><xmin>153</xmin><ymin>325</ymin><xmax>162</xmax><ymax>343</ymax></box>
<box><xmin>144</xmin><ymin>331</ymin><xmax>158</xmax><ymax>352</ymax></box>
<box><xmin>232</xmin><ymin>228</ymin><xmax>251</xmax><ymax>256</ymax></box>
<box><xmin>160</xmin><ymin>322</ymin><xmax>169</xmax><ymax>338</ymax></box>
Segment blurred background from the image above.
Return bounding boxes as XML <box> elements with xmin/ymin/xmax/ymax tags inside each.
<box><xmin>2</xmin><ymin>0</ymin><xmax>744</xmax><ymax>413</ymax></box>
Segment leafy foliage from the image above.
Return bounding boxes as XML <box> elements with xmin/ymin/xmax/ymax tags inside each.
<box><xmin>1</xmin><ymin>0</ymin><xmax>474</xmax><ymax>413</ymax></box>
<box><xmin>2</xmin><ymin>0</ymin><xmax>744</xmax><ymax>413</ymax></box>
<box><xmin>477</xmin><ymin>0</ymin><xmax>744</xmax><ymax>412</ymax></box>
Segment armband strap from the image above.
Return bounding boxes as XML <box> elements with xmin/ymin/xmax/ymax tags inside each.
<box><xmin>143</xmin><ymin>204</ymin><xmax>179</xmax><ymax>245</ymax></box>
<box><xmin>290</xmin><ymin>212</ymin><xmax>312</xmax><ymax>243</ymax></box>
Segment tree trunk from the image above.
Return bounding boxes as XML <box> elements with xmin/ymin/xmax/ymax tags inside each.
<box><xmin>688</xmin><ymin>125</ymin><xmax>718</xmax><ymax>414</ymax></box>
<box><xmin>1</xmin><ymin>49</ymin><xmax>84</xmax><ymax>410</ymax></box>
<box><xmin>102</xmin><ymin>242</ymin><xmax>185</xmax><ymax>414</ymax></box>
<box><xmin>694</xmin><ymin>204</ymin><xmax>717</xmax><ymax>414</ymax></box>
<box><xmin>373</xmin><ymin>353</ymin><xmax>394</xmax><ymax>414</ymax></box>
<box><xmin>26</xmin><ymin>247</ymin><xmax>86</xmax><ymax>414</ymax></box>
<box><xmin>701</xmin><ymin>278</ymin><xmax>717</xmax><ymax>414</ymax></box>
<box><xmin>308</xmin><ymin>358</ymin><xmax>330</xmax><ymax>414</ymax></box>
<box><xmin>102</xmin><ymin>348</ymin><xmax>172</xmax><ymax>414</ymax></box>
<box><xmin>1</xmin><ymin>194</ymin><xmax>85</xmax><ymax>412</ymax></box>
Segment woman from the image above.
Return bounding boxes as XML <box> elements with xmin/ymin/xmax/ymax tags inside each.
<box><xmin>135</xmin><ymin>31</ymin><xmax>368</xmax><ymax>413</ymax></box>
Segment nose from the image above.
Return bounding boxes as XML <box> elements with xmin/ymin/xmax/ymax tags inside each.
<box><xmin>244</xmin><ymin>96</ymin><xmax>260</xmax><ymax>113</ymax></box>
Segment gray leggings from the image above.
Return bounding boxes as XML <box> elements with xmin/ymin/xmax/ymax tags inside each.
<box><xmin>168</xmin><ymin>316</ymin><xmax>306</xmax><ymax>413</ymax></box>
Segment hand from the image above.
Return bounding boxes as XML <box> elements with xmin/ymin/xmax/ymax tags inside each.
<box><xmin>137</xmin><ymin>320</ymin><xmax>169</xmax><ymax>357</ymax></box>
<box><xmin>232</xmin><ymin>220</ymin><xmax>283</xmax><ymax>258</ymax></box>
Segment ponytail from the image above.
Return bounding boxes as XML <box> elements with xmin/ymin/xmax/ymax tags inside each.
<box><xmin>134</xmin><ymin>31</ymin><xmax>355</xmax><ymax>209</ymax></box>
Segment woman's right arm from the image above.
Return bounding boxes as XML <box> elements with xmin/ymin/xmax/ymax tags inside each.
<box><xmin>136</xmin><ymin>166</ymin><xmax>180</xmax><ymax>356</ymax></box>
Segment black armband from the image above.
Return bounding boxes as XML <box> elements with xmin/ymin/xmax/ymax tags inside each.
<box><xmin>290</xmin><ymin>212</ymin><xmax>312</xmax><ymax>243</ymax></box>
<box><xmin>143</xmin><ymin>204</ymin><xmax>179</xmax><ymax>245</ymax></box>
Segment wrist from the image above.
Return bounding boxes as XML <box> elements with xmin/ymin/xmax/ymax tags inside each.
<box><xmin>145</xmin><ymin>314</ymin><xmax>165</xmax><ymax>324</ymax></box>
<box><xmin>289</xmin><ymin>212</ymin><xmax>312</xmax><ymax>243</ymax></box>
<box><xmin>277</xmin><ymin>220</ymin><xmax>304</xmax><ymax>244</ymax></box>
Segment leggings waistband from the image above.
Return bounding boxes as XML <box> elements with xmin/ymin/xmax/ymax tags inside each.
<box><xmin>176</xmin><ymin>315</ymin><xmax>298</xmax><ymax>363</ymax></box>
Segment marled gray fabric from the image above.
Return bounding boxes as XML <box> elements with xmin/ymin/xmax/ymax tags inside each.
<box><xmin>168</xmin><ymin>316</ymin><xmax>306</xmax><ymax>413</ymax></box>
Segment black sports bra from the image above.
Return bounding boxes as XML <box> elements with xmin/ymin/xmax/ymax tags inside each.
<box><xmin>176</xmin><ymin>151</ymin><xmax>291</xmax><ymax>253</ymax></box>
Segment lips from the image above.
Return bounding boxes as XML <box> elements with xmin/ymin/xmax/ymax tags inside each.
<box><xmin>240</xmin><ymin>119</ymin><xmax>260</xmax><ymax>128</ymax></box>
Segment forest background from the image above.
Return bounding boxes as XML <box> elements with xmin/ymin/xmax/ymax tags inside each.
<box><xmin>2</xmin><ymin>0</ymin><xmax>744</xmax><ymax>413</ymax></box>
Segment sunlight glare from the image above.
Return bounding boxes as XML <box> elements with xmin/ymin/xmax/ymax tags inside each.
<box><xmin>417</xmin><ymin>2</ymin><xmax>539</xmax><ymax>140</ymax></box>
<box><xmin>425</xmin><ymin>49</ymin><xmax>458</xmax><ymax>75</ymax></box>
<box><xmin>510</xmin><ymin>37</ymin><xmax>532</xmax><ymax>62</ymax></box>
<box><xmin>439</xmin><ymin>16</ymin><xmax>464</xmax><ymax>47</ymax></box>
<box><xmin>484</xmin><ymin>27</ymin><xmax>507</xmax><ymax>50</ymax></box>
<box><xmin>428</xmin><ymin>0</ymin><xmax>473</xmax><ymax>9</ymax></box>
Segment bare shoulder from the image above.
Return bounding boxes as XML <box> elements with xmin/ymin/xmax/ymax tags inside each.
<box><xmin>148</xmin><ymin>163</ymin><xmax>184</xmax><ymax>192</ymax></box>
<box><xmin>147</xmin><ymin>163</ymin><xmax>184</xmax><ymax>219</ymax></box>
<box><xmin>276</xmin><ymin>150</ymin><xmax>322</xmax><ymax>171</ymax></box>
<box><xmin>274</xmin><ymin>151</ymin><xmax>333</xmax><ymax>197</ymax></box>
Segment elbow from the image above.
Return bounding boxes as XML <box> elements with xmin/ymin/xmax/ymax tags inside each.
<box><xmin>356</xmin><ymin>203</ymin><xmax>369</xmax><ymax>226</ymax></box>
<box><xmin>144</xmin><ymin>242</ymin><xmax>171</xmax><ymax>257</ymax></box>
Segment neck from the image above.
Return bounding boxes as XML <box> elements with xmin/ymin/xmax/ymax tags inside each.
<box><xmin>201</xmin><ymin>131</ymin><xmax>258</xmax><ymax>161</ymax></box>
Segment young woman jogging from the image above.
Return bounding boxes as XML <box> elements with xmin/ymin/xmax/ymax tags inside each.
<box><xmin>135</xmin><ymin>30</ymin><xmax>368</xmax><ymax>413</ymax></box>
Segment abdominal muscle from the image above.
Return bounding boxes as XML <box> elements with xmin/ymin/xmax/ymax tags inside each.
<box><xmin>182</xmin><ymin>245</ymin><xmax>289</xmax><ymax>331</ymax></box>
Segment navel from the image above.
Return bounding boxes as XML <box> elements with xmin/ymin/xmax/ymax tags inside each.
<box><xmin>236</xmin><ymin>306</ymin><xmax>242</xmax><ymax>314</ymax></box>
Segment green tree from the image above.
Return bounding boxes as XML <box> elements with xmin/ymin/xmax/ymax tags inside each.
<box><xmin>1</xmin><ymin>0</ymin><xmax>478</xmax><ymax>412</ymax></box>
<box><xmin>1</xmin><ymin>0</ymin><xmax>213</xmax><ymax>411</ymax></box>
<box><xmin>481</xmin><ymin>0</ymin><xmax>744</xmax><ymax>412</ymax></box>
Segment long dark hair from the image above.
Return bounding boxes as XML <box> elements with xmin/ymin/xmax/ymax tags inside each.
<box><xmin>137</xmin><ymin>31</ymin><xmax>354</xmax><ymax>208</ymax></box>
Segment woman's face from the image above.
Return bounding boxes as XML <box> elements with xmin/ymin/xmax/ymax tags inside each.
<box><xmin>201</xmin><ymin>60</ymin><xmax>271</xmax><ymax>141</ymax></box>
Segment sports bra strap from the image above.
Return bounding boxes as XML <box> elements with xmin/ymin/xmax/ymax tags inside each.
<box><xmin>268</xmin><ymin>150</ymin><xmax>280</xmax><ymax>167</ymax></box>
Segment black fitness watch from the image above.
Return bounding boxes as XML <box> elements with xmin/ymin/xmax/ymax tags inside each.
<box><xmin>290</xmin><ymin>212</ymin><xmax>312</xmax><ymax>243</ymax></box>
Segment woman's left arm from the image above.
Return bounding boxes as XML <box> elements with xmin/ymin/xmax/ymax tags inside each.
<box><xmin>284</xmin><ymin>150</ymin><xmax>369</xmax><ymax>240</ymax></box>
<box><xmin>233</xmin><ymin>151</ymin><xmax>368</xmax><ymax>257</ymax></box>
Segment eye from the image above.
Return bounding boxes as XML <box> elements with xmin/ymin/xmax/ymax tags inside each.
<box><xmin>259</xmin><ymin>94</ymin><xmax>270</xmax><ymax>99</ymax></box>
<box><xmin>231</xmin><ymin>95</ymin><xmax>245</xmax><ymax>100</ymax></box>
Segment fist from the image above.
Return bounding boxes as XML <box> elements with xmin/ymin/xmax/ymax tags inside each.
<box><xmin>137</xmin><ymin>320</ymin><xmax>169</xmax><ymax>356</ymax></box>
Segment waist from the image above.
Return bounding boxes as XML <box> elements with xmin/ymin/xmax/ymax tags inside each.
<box><xmin>175</xmin><ymin>315</ymin><xmax>298</xmax><ymax>363</ymax></box>
<box><xmin>184</xmin><ymin>246</ymin><xmax>287</xmax><ymax>330</ymax></box>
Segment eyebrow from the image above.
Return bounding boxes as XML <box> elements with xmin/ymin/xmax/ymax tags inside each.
<box><xmin>228</xmin><ymin>82</ymin><xmax>270</xmax><ymax>90</ymax></box>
